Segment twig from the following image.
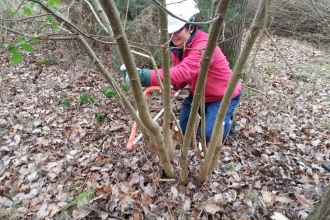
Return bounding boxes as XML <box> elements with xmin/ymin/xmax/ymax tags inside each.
<box><xmin>83</xmin><ymin>0</ymin><xmax>110</xmax><ymax>35</ymax></box>
<box><xmin>309</xmin><ymin>0</ymin><xmax>330</xmax><ymax>28</ymax></box>
<box><xmin>243</xmin><ymin>85</ymin><xmax>266</xmax><ymax>96</ymax></box>
<box><xmin>27</xmin><ymin>0</ymin><xmax>115</xmax><ymax>45</ymax></box>
<box><xmin>0</xmin><ymin>13</ymin><xmax>52</xmax><ymax>22</ymax></box>
<box><xmin>154</xmin><ymin>178</ymin><xmax>176</xmax><ymax>182</ymax></box>
<box><xmin>265</xmin><ymin>30</ymin><xmax>299</xmax><ymax>86</ymax></box>
<box><xmin>123</xmin><ymin>0</ymin><xmax>130</xmax><ymax>30</ymax></box>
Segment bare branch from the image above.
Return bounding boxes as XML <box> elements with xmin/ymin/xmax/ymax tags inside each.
<box><xmin>0</xmin><ymin>13</ymin><xmax>52</xmax><ymax>22</ymax></box>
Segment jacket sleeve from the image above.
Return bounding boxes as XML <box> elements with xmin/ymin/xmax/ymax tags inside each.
<box><xmin>149</xmin><ymin>41</ymin><xmax>206</xmax><ymax>86</ymax></box>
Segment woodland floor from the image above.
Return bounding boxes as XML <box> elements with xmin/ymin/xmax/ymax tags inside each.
<box><xmin>0</xmin><ymin>34</ymin><xmax>330</xmax><ymax>220</ymax></box>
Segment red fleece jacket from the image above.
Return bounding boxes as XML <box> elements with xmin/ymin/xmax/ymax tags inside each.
<box><xmin>149</xmin><ymin>30</ymin><xmax>242</xmax><ymax>102</ymax></box>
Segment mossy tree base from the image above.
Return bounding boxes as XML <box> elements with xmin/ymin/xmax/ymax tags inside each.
<box><xmin>306</xmin><ymin>184</ymin><xmax>330</xmax><ymax>220</ymax></box>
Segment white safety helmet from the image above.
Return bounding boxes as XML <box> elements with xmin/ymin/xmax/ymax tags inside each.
<box><xmin>166</xmin><ymin>0</ymin><xmax>200</xmax><ymax>34</ymax></box>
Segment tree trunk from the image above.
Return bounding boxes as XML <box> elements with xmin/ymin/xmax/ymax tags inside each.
<box><xmin>219</xmin><ymin>0</ymin><xmax>248</xmax><ymax>69</ymax></box>
<box><xmin>88</xmin><ymin>0</ymin><xmax>113</xmax><ymax>36</ymax></box>
<box><xmin>158</xmin><ymin>0</ymin><xmax>174</xmax><ymax>161</ymax></box>
<box><xmin>180</xmin><ymin>0</ymin><xmax>232</xmax><ymax>185</ymax></box>
<box><xmin>197</xmin><ymin>0</ymin><xmax>270</xmax><ymax>183</ymax></box>
<box><xmin>306</xmin><ymin>184</ymin><xmax>330</xmax><ymax>220</ymax></box>
<box><xmin>99</xmin><ymin>0</ymin><xmax>175</xmax><ymax>178</ymax></box>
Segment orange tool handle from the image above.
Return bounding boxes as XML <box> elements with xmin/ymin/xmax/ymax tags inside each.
<box><xmin>126</xmin><ymin>86</ymin><xmax>177</xmax><ymax>149</ymax></box>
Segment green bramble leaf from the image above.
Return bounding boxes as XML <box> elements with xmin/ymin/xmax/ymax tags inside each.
<box><xmin>101</xmin><ymin>85</ymin><xmax>108</xmax><ymax>93</ymax></box>
<box><xmin>11</xmin><ymin>10</ymin><xmax>18</xmax><ymax>18</ymax></box>
<box><xmin>45</xmin><ymin>16</ymin><xmax>51</xmax><ymax>23</ymax></box>
<box><xmin>30</xmin><ymin>37</ymin><xmax>39</xmax><ymax>43</ymax></box>
<box><xmin>89</xmin><ymin>96</ymin><xmax>99</xmax><ymax>104</ymax></box>
<box><xmin>105</xmin><ymin>89</ymin><xmax>115</xmax><ymax>98</ymax></box>
<box><xmin>62</xmin><ymin>100</ymin><xmax>71</xmax><ymax>107</ymax></box>
<box><xmin>60</xmin><ymin>93</ymin><xmax>68</xmax><ymax>98</ymax></box>
<box><xmin>48</xmin><ymin>0</ymin><xmax>61</xmax><ymax>7</ymax></box>
<box><xmin>51</xmin><ymin>21</ymin><xmax>58</xmax><ymax>30</ymax></box>
<box><xmin>11</xmin><ymin>52</ymin><xmax>23</xmax><ymax>66</ymax></box>
<box><xmin>80</xmin><ymin>92</ymin><xmax>89</xmax><ymax>104</ymax></box>
<box><xmin>8</xmin><ymin>45</ymin><xmax>18</xmax><ymax>54</ymax></box>
<box><xmin>122</xmin><ymin>85</ymin><xmax>130</xmax><ymax>92</ymax></box>
<box><xmin>23</xmin><ymin>7</ymin><xmax>32</xmax><ymax>16</ymax></box>
<box><xmin>21</xmin><ymin>44</ymin><xmax>34</xmax><ymax>53</ymax></box>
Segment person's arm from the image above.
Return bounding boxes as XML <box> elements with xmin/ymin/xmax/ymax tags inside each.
<box><xmin>150</xmin><ymin>42</ymin><xmax>205</xmax><ymax>86</ymax></box>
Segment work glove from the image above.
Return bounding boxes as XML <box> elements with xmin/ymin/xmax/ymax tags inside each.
<box><xmin>120</xmin><ymin>64</ymin><xmax>151</xmax><ymax>87</ymax></box>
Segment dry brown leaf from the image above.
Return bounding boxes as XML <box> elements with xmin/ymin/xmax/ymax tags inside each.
<box><xmin>204</xmin><ymin>203</ymin><xmax>221</xmax><ymax>214</ymax></box>
<box><xmin>36</xmin><ymin>202</ymin><xmax>49</xmax><ymax>220</ymax></box>
<box><xmin>261</xmin><ymin>191</ymin><xmax>275</xmax><ymax>205</ymax></box>
<box><xmin>254</xmin><ymin>180</ymin><xmax>262</xmax><ymax>189</ymax></box>
<box><xmin>270</xmin><ymin>212</ymin><xmax>290</xmax><ymax>220</ymax></box>
<box><xmin>275</xmin><ymin>196</ymin><xmax>292</xmax><ymax>204</ymax></box>
<box><xmin>294</xmin><ymin>192</ymin><xmax>313</xmax><ymax>205</ymax></box>
<box><xmin>133</xmin><ymin>211</ymin><xmax>142</xmax><ymax>220</ymax></box>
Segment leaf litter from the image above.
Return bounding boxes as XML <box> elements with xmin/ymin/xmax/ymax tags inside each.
<box><xmin>0</xmin><ymin>35</ymin><xmax>330</xmax><ymax>219</ymax></box>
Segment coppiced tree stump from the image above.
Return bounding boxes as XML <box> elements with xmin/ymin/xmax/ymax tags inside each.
<box><xmin>306</xmin><ymin>184</ymin><xmax>330</xmax><ymax>220</ymax></box>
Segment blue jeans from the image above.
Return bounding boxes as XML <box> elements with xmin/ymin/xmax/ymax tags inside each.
<box><xmin>178</xmin><ymin>91</ymin><xmax>242</xmax><ymax>142</ymax></box>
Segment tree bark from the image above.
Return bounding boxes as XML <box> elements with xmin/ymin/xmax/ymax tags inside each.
<box><xmin>306</xmin><ymin>184</ymin><xmax>330</xmax><ymax>220</ymax></box>
<box><xmin>219</xmin><ymin>0</ymin><xmax>247</xmax><ymax>69</ymax></box>
<box><xmin>158</xmin><ymin>0</ymin><xmax>174</xmax><ymax>161</ymax></box>
<box><xmin>219</xmin><ymin>0</ymin><xmax>248</xmax><ymax>69</ymax></box>
<box><xmin>88</xmin><ymin>0</ymin><xmax>113</xmax><ymax>36</ymax></box>
<box><xmin>99</xmin><ymin>0</ymin><xmax>175</xmax><ymax>178</ymax></box>
<box><xmin>197</xmin><ymin>0</ymin><xmax>270</xmax><ymax>184</ymax></box>
<box><xmin>180</xmin><ymin>0</ymin><xmax>232</xmax><ymax>185</ymax></box>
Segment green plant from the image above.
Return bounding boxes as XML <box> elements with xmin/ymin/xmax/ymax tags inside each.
<box><xmin>61</xmin><ymin>188</ymin><xmax>95</xmax><ymax>214</ymax></box>
<box><xmin>244</xmin><ymin>192</ymin><xmax>254</xmax><ymax>201</ymax></box>
<box><xmin>7</xmin><ymin>37</ymin><xmax>36</xmax><ymax>66</ymax></box>
<box><xmin>59</xmin><ymin>93</ymin><xmax>71</xmax><ymax>107</ymax></box>
<box><xmin>102</xmin><ymin>86</ymin><xmax>116</xmax><ymax>98</ymax></box>
<box><xmin>226</xmin><ymin>162</ymin><xmax>237</xmax><ymax>173</ymax></box>
<box><xmin>93</xmin><ymin>111</ymin><xmax>109</xmax><ymax>124</ymax></box>
<box><xmin>262</xmin><ymin>62</ymin><xmax>276</xmax><ymax>75</ymax></box>
<box><xmin>80</xmin><ymin>92</ymin><xmax>89</xmax><ymax>104</ymax></box>
<box><xmin>228</xmin><ymin>60</ymin><xmax>236</xmax><ymax>70</ymax></box>
<box><xmin>79</xmin><ymin>92</ymin><xmax>99</xmax><ymax>104</ymax></box>
<box><xmin>5</xmin><ymin>0</ymin><xmax>61</xmax><ymax>66</ymax></box>
<box><xmin>122</xmin><ymin>85</ymin><xmax>130</xmax><ymax>92</ymax></box>
<box><xmin>243</xmin><ymin>87</ymin><xmax>256</xmax><ymax>96</ymax></box>
<box><xmin>76</xmin><ymin>143</ymin><xmax>83</xmax><ymax>149</ymax></box>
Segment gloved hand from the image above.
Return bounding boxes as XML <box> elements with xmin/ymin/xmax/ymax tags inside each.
<box><xmin>120</xmin><ymin>64</ymin><xmax>150</xmax><ymax>87</ymax></box>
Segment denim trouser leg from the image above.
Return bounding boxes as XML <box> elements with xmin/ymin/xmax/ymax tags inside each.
<box><xmin>179</xmin><ymin>92</ymin><xmax>241</xmax><ymax>142</ymax></box>
<box><xmin>178</xmin><ymin>93</ymin><xmax>194</xmax><ymax>135</ymax></box>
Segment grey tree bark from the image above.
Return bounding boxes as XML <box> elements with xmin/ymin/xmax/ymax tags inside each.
<box><xmin>99</xmin><ymin>0</ymin><xmax>175</xmax><ymax>178</ymax></box>
<box><xmin>158</xmin><ymin>0</ymin><xmax>174</xmax><ymax>161</ymax></box>
<box><xmin>306</xmin><ymin>184</ymin><xmax>330</xmax><ymax>220</ymax></box>
<box><xmin>198</xmin><ymin>0</ymin><xmax>270</xmax><ymax>183</ymax></box>
<box><xmin>218</xmin><ymin>0</ymin><xmax>248</xmax><ymax>69</ymax></box>
<box><xmin>88</xmin><ymin>0</ymin><xmax>113</xmax><ymax>36</ymax></box>
<box><xmin>180</xmin><ymin>0</ymin><xmax>232</xmax><ymax>185</ymax></box>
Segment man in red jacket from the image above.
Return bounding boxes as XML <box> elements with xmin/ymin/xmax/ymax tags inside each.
<box><xmin>122</xmin><ymin>0</ymin><xmax>242</xmax><ymax>142</ymax></box>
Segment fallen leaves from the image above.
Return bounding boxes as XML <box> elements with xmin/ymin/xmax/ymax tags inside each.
<box><xmin>1</xmin><ymin>29</ymin><xmax>330</xmax><ymax>219</ymax></box>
